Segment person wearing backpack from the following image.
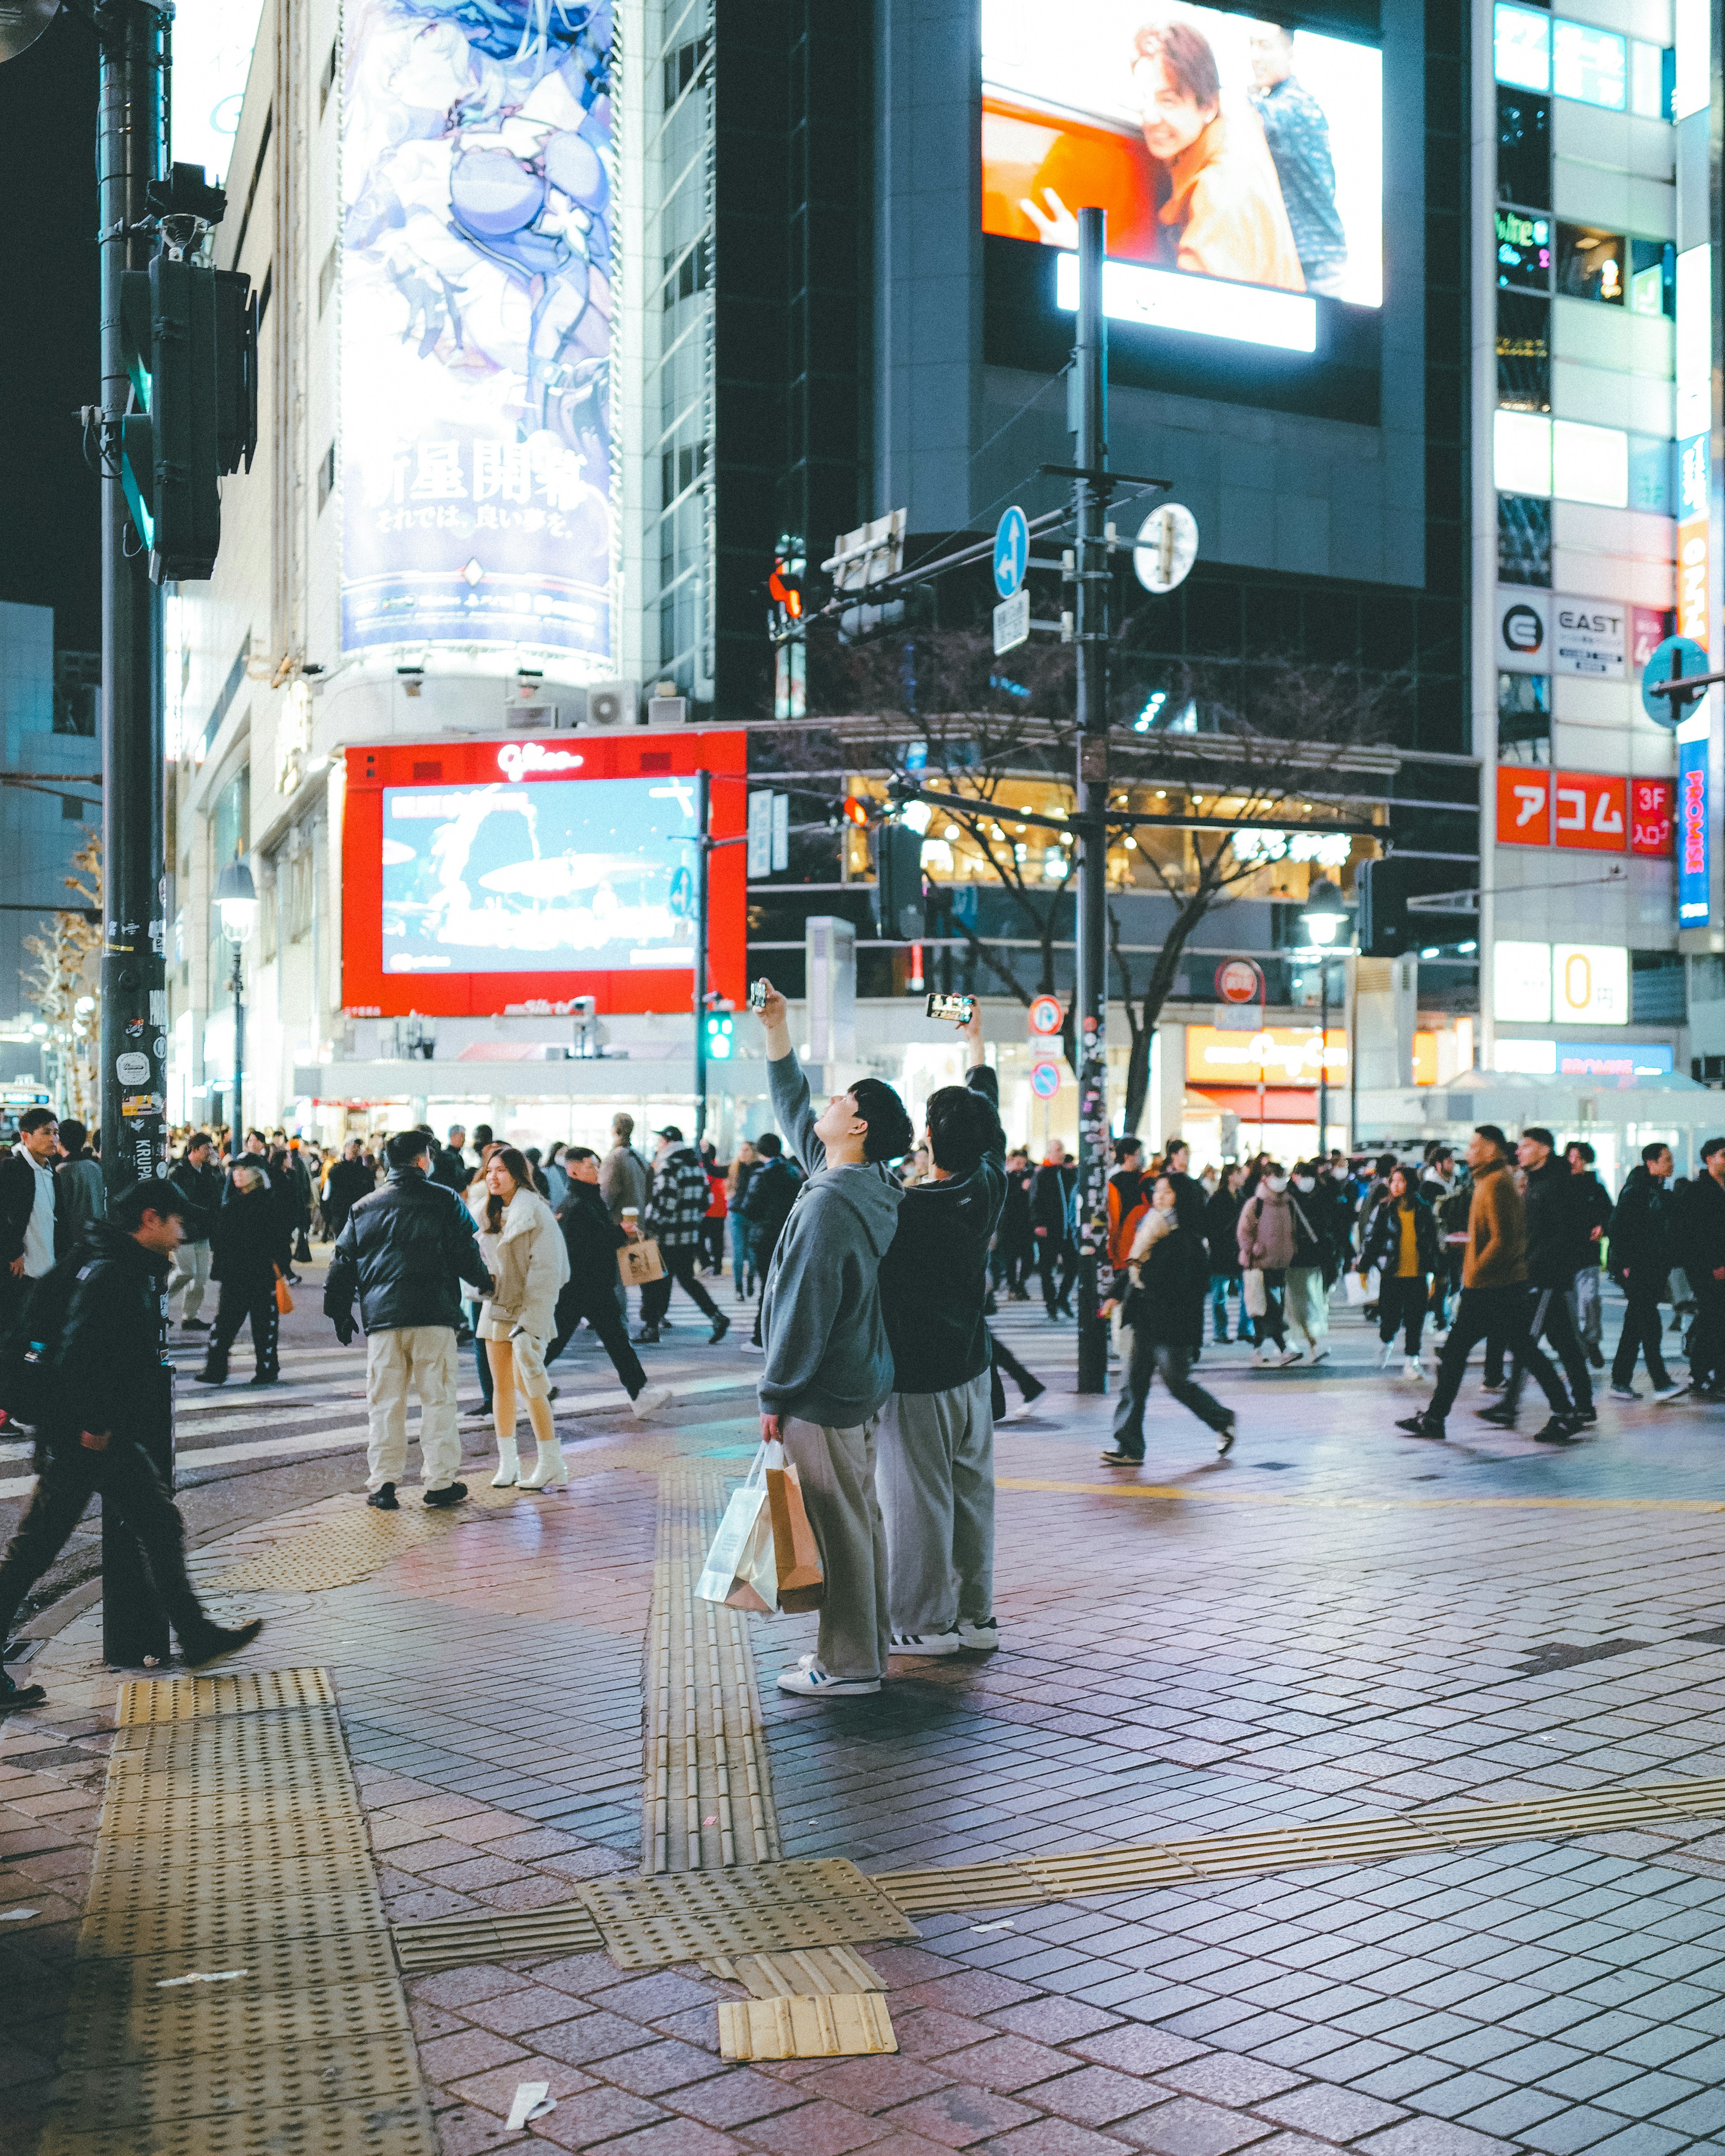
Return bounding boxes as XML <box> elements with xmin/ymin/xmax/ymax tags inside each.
<box><xmin>0</xmin><ymin>1178</ymin><xmax>263</xmax><ymax>1710</ymax></box>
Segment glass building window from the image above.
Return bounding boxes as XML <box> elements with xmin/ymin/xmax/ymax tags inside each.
<box><xmin>1552</xmin><ymin>418</ymin><xmax>1628</xmax><ymax>507</ymax></box>
<box><xmin>1496</xmin><ymin>409</ymin><xmax>1552</xmax><ymax>495</ymax></box>
<box><xmin>1630</xmin><ymin>237</ymin><xmax>1676</xmax><ymax>318</ymax></box>
<box><xmin>1497</xmin><ymin>290</ymin><xmax>1551</xmax><ymax>410</ymax></box>
<box><xmin>1628</xmin><ymin>436</ymin><xmax>1675</xmax><ymax>516</ymax></box>
<box><xmin>1499</xmin><ymin>493</ymin><xmax>1552</xmax><ymax>586</ymax></box>
<box><xmin>1552</xmin><ymin>18</ymin><xmax>1627</xmax><ymax>106</ymax></box>
<box><xmin>1496</xmin><ymin>3</ymin><xmax>1551</xmax><ymax>90</ymax></box>
<box><xmin>1497</xmin><ymin>88</ymin><xmax>1551</xmax><ymax>210</ymax></box>
<box><xmin>1630</xmin><ymin>40</ymin><xmax>1673</xmax><ymax>116</ymax></box>
<box><xmin>1497</xmin><ymin>208</ymin><xmax>1553</xmax><ymax>291</ymax></box>
<box><xmin>1499</xmin><ymin>672</ymin><xmax>1552</xmax><ymax>764</ymax></box>
<box><xmin>1556</xmin><ymin>224</ymin><xmax>1626</xmax><ymax>303</ymax></box>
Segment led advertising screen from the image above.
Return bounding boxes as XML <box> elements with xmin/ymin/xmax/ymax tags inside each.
<box><xmin>342</xmin><ymin>733</ymin><xmax>747</xmax><ymax>1018</ymax></box>
<box><xmin>340</xmin><ymin>0</ymin><xmax>614</xmax><ymax>659</ymax></box>
<box><xmin>172</xmin><ymin>0</ymin><xmax>266</xmax><ymax>185</ymax></box>
<box><xmin>982</xmin><ymin>0</ymin><xmax>1382</xmax><ymax>349</ymax></box>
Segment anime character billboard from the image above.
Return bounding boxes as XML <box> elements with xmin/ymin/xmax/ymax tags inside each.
<box><xmin>341</xmin><ymin>0</ymin><xmax>613</xmax><ymax>658</ymax></box>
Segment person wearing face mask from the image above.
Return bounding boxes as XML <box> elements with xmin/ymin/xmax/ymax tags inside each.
<box><xmin>1235</xmin><ymin>1166</ymin><xmax>1300</xmax><ymax>1366</ymax></box>
<box><xmin>1358</xmin><ymin>1163</ymin><xmax>1438</xmax><ymax>1378</ymax></box>
<box><xmin>1607</xmin><ymin>1143</ymin><xmax>1686</xmax><ymax>1402</ymax></box>
<box><xmin>1282</xmin><ymin>1162</ymin><xmax>1333</xmax><ymax>1365</ymax></box>
<box><xmin>1100</xmin><ymin>1174</ymin><xmax>1237</xmax><ymax>1464</ymax></box>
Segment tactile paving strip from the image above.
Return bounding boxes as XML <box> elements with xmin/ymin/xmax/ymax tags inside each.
<box><xmin>646</xmin><ymin>1465</ymin><xmax>782</xmax><ymax>1873</ymax></box>
<box><xmin>45</xmin><ymin>1668</ymin><xmax>436</xmax><ymax>2156</ymax></box>
<box><xmin>703</xmin><ymin>1946</ymin><xmax>887</xmax><ymax>1997</ymax></box>
<box><xmin>202</xmin><ymin>1496</ymin><xmax>508</xmax><ymax>1595</ymax></box>
<box><xmin>575</xmin><ymin>1858</ymin><xmax>918</xmax><ymax>1968</ymax></box>
<box><xmin>114</xmin><ymin>1668</ymin><xmax>336</xmax><ymax>1725</ymax></box>
<box><xmin>392</xmin><ymin>1899</ymin><xmax>606</xmax><ymax>1974</ymax></box>
<box><xmin>871</xmin><ymin>1775</ymin><xmax>1725</xmax><ymax>1913</ymax></box>
<box><xmin>717</xmin><ymin>1991</ymin><xmax>897</xmax><ymax>2061</ymax></box>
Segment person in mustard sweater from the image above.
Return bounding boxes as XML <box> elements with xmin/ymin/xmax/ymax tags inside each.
<box><xmin>1398</xmin><ymin>1126</ymin><xmax>1580</xmax><ymax>1445</ymax></box>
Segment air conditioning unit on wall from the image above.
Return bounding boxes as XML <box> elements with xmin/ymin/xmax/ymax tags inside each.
<box><xmin>586</xmin><ymin>680</ymin><xmax>641</xmax><ymax>727</ymax></box>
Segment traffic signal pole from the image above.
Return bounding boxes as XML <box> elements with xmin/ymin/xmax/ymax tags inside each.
<box><xmin>1072</xmin><ymin>208</ymin><xmax>1111</xmax><ymax>1396</ymax></box>
<box><xmin>97</xmin><ymin>0</ymin><xmax>173</xmax><ymax>1666</ymax></box>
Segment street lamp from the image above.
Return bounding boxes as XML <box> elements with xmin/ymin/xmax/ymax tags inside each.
<box><xmin>215</xmin><ymin>860</ymin><xmax>257</xmax><ymax>1158</ymax></box>
<box><xmin>1301</xmin><ymin>877</ymin><xmax>1349</xmax><ymax>1157</ymax></box>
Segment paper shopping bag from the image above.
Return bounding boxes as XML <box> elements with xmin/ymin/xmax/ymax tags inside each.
<box><xmin>274</xmin><ymin>1269</ymin><xmax>295</xmax><ymax>1315</ymax></box>
<box><xmin>695</xmin><ymin>1475</ymin><xmax>778</xmax><ymax>1614</ymax></box>
<box><xmin>765</xmin><ymin>1460</ymin><xmax>825</xmax><ymax>1613</ymax></box>
<box><xmin>1242</xmin><ymin>1268</ymin><xmax>1267</xmax><ymax>1319</ymax></box>
<box><xmin>1343</xmin><ymin>1267</ymin><xmax>1377</xmax><ymax>1307</ymax></box>
<box><xmin>618</xmin><ymin>1237</ymin><xmax>666</xmax><ymax>1286</ymax></box>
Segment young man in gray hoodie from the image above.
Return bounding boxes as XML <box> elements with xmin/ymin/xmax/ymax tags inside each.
<box><xmin>752</xmin><ymin>980</ymin><xmax>914</xmax><ymax>1697</ymax></box>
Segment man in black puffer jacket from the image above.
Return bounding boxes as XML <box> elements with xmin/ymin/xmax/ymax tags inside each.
<box><xmin>546</xmin><ymin>1149</ymin><xmax>672</xmax><ymax>1419</ymax></box>
<box><xmin>1491</xmin><ymin>1127</ymin><xmax>1594</xmax><ymax>1430</ymax></box>
<box><xmin>325</xmin><ymin>1130</ymin><xmax>493</xmax><ymax>1510</ymax></box>
<box><xmin>0</xmin><ymin>1180</ymin><xmax>262</xmax><ymax>1710</ymax></box>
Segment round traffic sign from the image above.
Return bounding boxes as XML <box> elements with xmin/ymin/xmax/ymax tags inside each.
<box><xmin>993</xmin><ymin>506</ymin><xmax>1030</xmax><ymax>599</ymax></box>
<box><xmin>1133</xmin><ymin>504</ymin><xmax>1199</xmax><ymax>594</ymax></box>
<box><xmin>1027</xmin><ymin>994</ymin><xmax>1063</xmax><ymax>1036</ymax></box>
<box><xmin>1029</xmin><ymin>1060</ymin><xmax>1061</xmax><ymax>1099</ymax></box>
<box><xmin>1215</xmin><ymin>959</ymin><xmax>1260</xmax><ymax>1005</ymax></box>
<box><xmin>1642</xmin><ymin>635</ymin><xmax>1709</xmax><ymax>729</ymax></box>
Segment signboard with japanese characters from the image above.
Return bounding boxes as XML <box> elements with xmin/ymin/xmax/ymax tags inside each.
<box><xmin>1551</xmin><ymin>598</ymin><xmax>1625</xmax><ymax>678</ymax></box>
<box><xmin>1552</xmin><ymin>772</ymin><xmax>1628</xmax><ymax>852</ymax></box>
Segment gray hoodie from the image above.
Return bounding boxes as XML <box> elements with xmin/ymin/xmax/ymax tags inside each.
<box><xmin>758</xmin><ymin>1049</ymin><xmax>903</xmax><ymax>1428</ymax></box>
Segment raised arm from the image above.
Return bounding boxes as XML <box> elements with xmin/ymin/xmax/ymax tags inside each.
<box><xmin>752</xmin><ymin>977</ymin><xmax>824</xmax><ymax>1175</ymax></box>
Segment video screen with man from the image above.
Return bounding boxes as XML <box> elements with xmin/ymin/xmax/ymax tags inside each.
<box><xmin>982</xmin><ymin>0</ymin><xmax>1382</xmax><ymax>309</ymax></box>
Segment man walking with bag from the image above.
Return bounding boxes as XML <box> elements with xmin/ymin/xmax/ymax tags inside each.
<box><xmin>876</xmin><ymin>1008</ymin><xmax>1007</xmax><ymax>1659</ymax></box>
<box><xmin>166</xmin><ymin>1132</ymin><xmax>222</xmax><ymax>1331</ymax></box>
<box><xmin>750</xmin><ymin>980</ymin><xmax>912</xmax><ymax>1698</ymax></box>
<box><xmin>324</xmin><ymin>1129</ymin><xmax>494</xmax><ymax>1510</ymax></box>
<box><xmin>547</xmin><ymin>1149</ymin><xmax>673</xmax><ymax>1417</ymax></box>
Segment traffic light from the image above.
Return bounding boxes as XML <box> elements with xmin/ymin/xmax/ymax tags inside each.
<box><xmin>704</xmin><ymin>1009</ymin><xmax>734</xmax><ymax>1060</ymax></box>
<box><xmin>873</xmin><ymin>819</ymin><xmax>925</xmax><ymax>941</ymax></box>
<box><xmin>1355</xmin><ymin>857</ymin><xmax>1409</xmax><ymax>958</ymax></box>
<box><xmin>117</xmin><ymin>245</ymin><xmax>257</xmax><ymax>583</ymax></box>
<box><xmin>767</xmin><ymin>539</ymin><xmax>805</xmax><ymax>642</ymax></box>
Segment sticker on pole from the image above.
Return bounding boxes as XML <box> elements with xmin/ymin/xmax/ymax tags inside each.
<box><xmin>1214</xmin><ymin>960</ymin><xmax>1260</xmax><ymax>1005</ymax></box>
<box><xmin>1642</xmin><ymin>635</ymin><xmax>1709</xmax><ymax>729</ymax></box>
<box><xmin>1132</xmin><ymin>504</ymin><xmax>1198</xmax><ymax>595</ymax></box>
<box><xmin>1029</xmin><ymin>1059</ymin><xmax>1061</xmax><ymax>1099</ymax></box>
<box><xmin>1027</xmin><ymin>995</ymin><xmax>1063</xmax><ymax>1036</ymax></box>
<box><xmin>993</xmin><ymin>506</ymin><xmax>1029</xmax><ymax>599</ymax></box>
<box><xmin>115</xmin><ymin>1052</ymin><xmax>152</xmax><ymax>1085</ymax></box>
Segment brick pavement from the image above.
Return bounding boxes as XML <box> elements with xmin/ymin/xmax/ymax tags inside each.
<box><xmin>8</xmin><ymin>1303</ymin><xmax>1725</xmax><ymax>2156</ymax></box>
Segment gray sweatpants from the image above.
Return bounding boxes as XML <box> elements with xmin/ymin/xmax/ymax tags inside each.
<box><xmin>876</xmin><ymin>1371</ymin><xmax>995</xmax><ymax>1637</ymax></box>
<box><xmin>782</xmin><ymin>1415</ymin><xmax>890</xmax><ymax>1683</ymax></box>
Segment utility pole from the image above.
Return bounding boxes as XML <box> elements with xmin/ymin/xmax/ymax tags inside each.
<box><xmin>1072</xmin><ymin>208</ymin><xmax>1111</xmax><ymax>1396</ymax></box>
<box><xmin>97</xmin><ymin>0</ymin><xmax>172</xmax><ymax>1666</ymax></box>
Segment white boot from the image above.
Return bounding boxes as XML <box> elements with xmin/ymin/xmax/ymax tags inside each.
<box><xmin>491</xmin><ymin>1438</ymin><xmax>520</xmax><ymax>1488</ymax></box>
<box><xmin>1379</xmin><ymin>1339</ymin><xmax>1398</xmax><ymax>1370</ymax></box>
<box><xmin>518</xmin><ymin>1438</ymin><xmax>568</xmax><ymax>1491</ymax></box>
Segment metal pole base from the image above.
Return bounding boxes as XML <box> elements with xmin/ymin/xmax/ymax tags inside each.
<box><xmin>99</xmin><ymin>1361</ymin><xmax>175</xmax><ymax>1667</ymax></box>
<box><xmin>1076</xmin><ymin>1254</ymin><xmax>1109</xmax><ymax>1394</ymax></box>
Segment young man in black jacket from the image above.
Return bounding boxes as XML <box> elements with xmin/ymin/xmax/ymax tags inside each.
<box><xmin>1681</xmin><ymin>1139</ymin><xmax>1725</xmax><ymax>1397</ymax></box>
<box><xmin>324</xmin><ymin>1130</ymin><xmax>494</xmax><ymax>1509</ymax></box>
<box><xmin>0</xmin><ymin>1108</ymin><xmax>68</xmax><ymax>1346</ymax></box>
<box><xmin>1031</xmin><ymin>1143</ymin><xmax>1077</xmax><ymax>1318</ymax></box>
<box><xmin>0</xmin><ymin>1179</ymin><xmax>261</xmax><ymax>1710</ymax></box>
<box><xmin>875</xmin><ymin>1011</ymin><xmax>1007</xmax><ymax>1658</ymax></box>
<box><xmin>1609</xmin><ymin>1142</ymin><xmax>1684</xmax><ymax>1401</ymax></box>
<box><xmin>740</xmin><ymin>1133</ymin><xmax>801</xmax><ymax>1348</ymax></box>
<box><xmin>1489</xmin><ymin>1128</ymin><xmax>1595</xmax><ymax>1427</ymax></box>
<box><xmin>167</xmin><ymin>1132</ymin><xmax>222</xmax><ymax>1331</ymax></box>
<box><xmin>1101</xmin><ymin>1173</ymin><xmax>1236</xmax><ymax>1464</ymax></box>
<box><xmin>547</xmin><ymin>1149</ymin><xmax>672</xmax><ymax>1418</ymax></box>
<box><xmin>1565</xmin><ymin>1140</ymin><xmax>1613</xmax><ymax>1369</ymax></box>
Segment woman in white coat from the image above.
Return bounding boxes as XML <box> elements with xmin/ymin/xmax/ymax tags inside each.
<box><xmin>478</xmin><ymin>1145</ymin><xmax>571</xmax><ymax>1489</ymax></box>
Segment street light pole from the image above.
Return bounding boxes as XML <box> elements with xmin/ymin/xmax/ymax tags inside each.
<box><xmin>215</xmin><ymin>861</ymin><xmax>258</xmax><ymax>1161</ymax></box>
<box><xmin>1072</xmin><ymin>206</ymin><xmax>1111</xmax><ymax>1396</ymax></box>
<box><xmin>96</xmin><ymin>0</ymin><xmax>170</xmax><ymax>1669</ymax></box>
<box><xmin>230</xmin><ymin>939</ymin><xmax>245</xmax><ymax>1154</ymax></box>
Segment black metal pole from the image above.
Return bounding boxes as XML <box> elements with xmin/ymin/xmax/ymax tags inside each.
<box><xmin>1073</xmin><ymin>208</ymin><xmax>1110</xmax><ymax>1396</ymax></box>
<box><xmin>1318</xmin><ymin>959</ymin><xmax>1330</xmax><ymax>1154</ymax></box>
<box><xmin>98</xmin><ymin>0</ymin><xmax>172</xmax><ymax>1667</ymax></box>
<box><xmin>693</xmin><ymin>772</ymin><xmax>710</xmax><ymax>1148</ymax></box>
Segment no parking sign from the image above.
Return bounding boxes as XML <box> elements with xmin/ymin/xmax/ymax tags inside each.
<box><xmin>1030</xmin><ymin>1060</ymin><xmax>1061</xmax><ymax>1099</ymax></box>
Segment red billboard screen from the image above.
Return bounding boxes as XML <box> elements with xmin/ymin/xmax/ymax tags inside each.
<box><xmin>341</xmin><ymin>730</ymin><xmax>748</xmax><ymax>1018</ymax></box>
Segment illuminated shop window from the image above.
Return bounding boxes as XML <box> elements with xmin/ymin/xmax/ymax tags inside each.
<box><xmin>1495</xmin><ymin>409</ymin><xmax>1552</xmax><ymax>496</ymax></box>
<box><xmin>1497</xmin><ymin>290</ymin><xmax>1550</xmax><ymax>410</ymax></box>
<box><xmin>1630</xmin><ymin>238</ymin><xmax>1675</xmax><ymax>319</ymax></box>
<box><xmin>1495</xmin><ymin>3</ymin><xmax>1550</xmax><ymax>90</ymax></box>
<box><xmin>1499</xmin><ymin>673</ymin><xmax>1552</xmax><ymax>765</ymax></box>
<box><xmin>1496</xmin><ymin>207</ymin><xmax>1552</xmax><ymax>291</ymax></box>
<box><xmin>1498</xmin><ymin>494</ymin><xmax>1552</xmax><ymax>587</ymax></box>
<box><xmin>1556</xmin><ymin>225</ymin><xmax>1625</xmax><ymax>305</ymax></box>
<box><xmin>1552</xmin><ymin>419</ymin><xmax>1629</xmax><ymax>508</ymax></box>
<box><xmin>1552</xmin><ymin>19</ymin><xmax>1626</xmax><ymax>107</ymax></box>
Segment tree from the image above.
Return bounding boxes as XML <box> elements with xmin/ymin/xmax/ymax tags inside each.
<box><xmin>21</xmin><ymin>830</ymin><xmax>102</xmax><ymax>1127</ymax></box>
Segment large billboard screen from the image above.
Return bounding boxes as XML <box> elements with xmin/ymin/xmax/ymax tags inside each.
<box><xmin>340</xmin><ymin>0</ymin><xmax>614</xmax><ymax>659</ymax></box>
<box><xmin>982</xmin><ymin>1</ymin><xmax>1382</xmax><ymax>345</ymax></box>
<box><xmin>342</xmin><ymin>733</ymin><xmax>748</xmax><ymax>1017</ymax></box>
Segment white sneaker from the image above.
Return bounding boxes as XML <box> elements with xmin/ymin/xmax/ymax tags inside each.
<box><xmin>1379</xmin><ymin>1340</ymin><xmax>1398</xmax><ymax>1370</ymax></box>
<box><xmin>1251</xmin><ymin>1346</ymin><xmax>1270</xmax><ymax>1366</ymax></box>
<box><xmin>956</xmin><ymin>1618</ymin><xmax>1000</xmax><ymax>1652</ymax></box>
<box><xmin>1306</xmin><ymin>1345</ymin><xmax>1330</xmax><ymax>1365</ymax></box>
<box><xmin>1403</xmin><ymin>1356</ymin><xmax>1427</xmax><ymax>1382</ymax></box>
<box><xmin>890</xmin><ymin>1630</ymin><xmax>964</xmax><ymax>1657</ymax></box>
<box><xmin>1277</xmin><ymin>1347</ymin><xmax>1303</xmax><ymax>1366</ymax></box>
<box><xmin>631</xmin><ymin>1383</ymin><xmax>673</xmax><ymax>1419</ymax></box>
<box><xmin>1652</xmin><ymin>1382</ymin><xmax>1690</xmax><ymax>1404</ymax></box>
<box><xmin>776</xmin><ymin>1658</ymin><xmax>880</xmax><ymax>1697</ymax></box>
<box><xmin>1609</xmin><ymin>1386</ymin><xmax>1640</xmax><ymax>1402</ymax></box>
